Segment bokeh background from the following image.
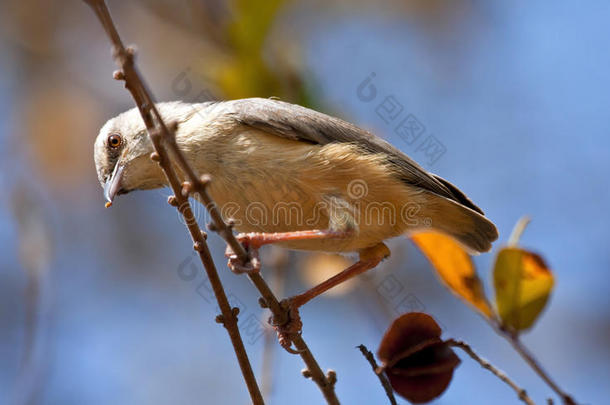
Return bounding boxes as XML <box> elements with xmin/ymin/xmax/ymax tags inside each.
<box><xmin>1</xmin><ymin>1</ymin><xmax>609</xmax><ymax>404</ymax></box>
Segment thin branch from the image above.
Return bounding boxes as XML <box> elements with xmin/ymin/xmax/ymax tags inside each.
<box><xmin>81</xmin><ymin>1</ymin><xmax>263</xmax><ymax>403</ymax></box>
<box><xmin>82</xmin><ymin>1</ymin><xmax>339</xmax><ymax>404</ymax></box>
<box><xmin>472</xmin><ymin>217</ymin><xmax>578</xmax><ymax>404</ymax></box>
<box><xmin>164</xmin><ymin>71</ymin><xmax>342</xmax><ymax>405</ymax></box>
<box><xmin>357</xmin><ymin>345</ymin><xmax>397</xmax><ymax>405</ymax></box>
<box><xmin>483</xmin><ymin>318</ymin><xmax>578</xmax><ymax>405</ymax></box>
<box><xmin>504</xmin><ymin>333</ymin><xmax>577</xmax><ymax>405</ymax></box>
<box><xmin>189</xmin><ymin>145</ymin><xmax>341</xmax><ymax>402</ymax></box>
<box><xmin>446</xmin><ymin>339</ymin><xmax>535</xmax><ymax>405</ymax></box>
<box><xmin>505</xmin><ymin>217</ymin><xmax>577</xmax><ymax>403</ymax></box>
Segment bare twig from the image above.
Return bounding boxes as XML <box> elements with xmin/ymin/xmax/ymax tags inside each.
<box><xmin>357</xmin><ymin>345</ymin><xmax>397</xmax><ymax>405</ymax></box>
<box><xmin>469</xmin><ymin>318</ymin><xmax>572</xmax><ymax>404</ymax></box>
<box><xmin>187</xmin><ymin>147</ymin><xmax>341</xmax><ymax>403</ymax></box>
<box><xmin>166</xmin><ymin>75</ymin><xmax>342</xmax><ymax>404</ymax></box>
<box><xmin>479</xmin><ymin>308</ymin><xmax>578</xmax><ymax>403</ymax></box>
<box><xmin>502</xmin><ymin>333</ymin><xmax>577</xmax><ymax>405</ymax></box>
<box><xmin>482</xmin><ymin>216</ymin><xmax>577</xmax><ymax>404</ymax></box>
<box><xmin>82</xmin><ymin>1</ymin><xmax>339</xmax><ymax>404</ymax></box>
<box><xmin>447</xmin><ymin>339</ymin><xmax>535</xmax><ymax>405</ymax></box>
<box><xmin>81</xmin><ymin>1</ymin><xmax>263</xmax><ymax>403</ymax></box>
<box><xmin>479</xmin><ymin>313</ymin><xmax>577</xmax><ymax>404</ymax></box>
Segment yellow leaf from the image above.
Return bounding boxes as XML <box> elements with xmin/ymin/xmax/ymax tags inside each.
<box><xmin>411</xmin><ymin>231</ymin><xmax>493</xmax><ymax>318</ymax></box>
<box><xmin>493</xmin><ymin>248</ymin><xmax>554</xmax><ymax>331</ymax></box>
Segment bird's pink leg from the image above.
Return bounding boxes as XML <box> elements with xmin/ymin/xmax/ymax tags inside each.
<box><xmin>240</xmin><ymin>229</ymin><xmax>349</xmax><ymax>249</ymax></box>
<box><xmin>225</xmin><ymin>230</ymin><xmax>390</xmax><ymax>350</ymax></box>
<box><xmin>290</xmin><ymin>243</ymin><xmax>390</xmax><ymax>307</ymax></box>
<box><xmin>273</xmin><ymin>242</ymin><xmax>391</xmax><ymax>343</ymax></box>
<box><xmin>226</xmin><ymin>230</ymin><xmax>389</xmax><ymax>304</ymax></box>
<box><xmin>224</xmin><ymin>229</ymin><xmax>350</xmax><ymax>274</ymax></box>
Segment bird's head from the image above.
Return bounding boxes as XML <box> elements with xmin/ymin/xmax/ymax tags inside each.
<box><xmin>94</xmin><ymin>102</ymin><xmax>200</xmax><ymax>204</ymax></box>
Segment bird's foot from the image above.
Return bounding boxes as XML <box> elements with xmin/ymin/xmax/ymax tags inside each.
<box><xmin>224</xmin><ymin>234</ymin><xmax>261</xmax><ymax>274</ymax></box>
<box><xmin>269</xmin><ymin>298</ymin><xmax>304</xmax><ymax>354</ymax></box>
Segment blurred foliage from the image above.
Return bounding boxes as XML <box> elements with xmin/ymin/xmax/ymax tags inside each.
<box><xmin>0</xmin><ymin>0</ymin><xmax>476</xmax><ymax>192</ymax></box>
<box><xmin>220</xmin><ymin>0</ymin><xmax>292</xmax><ymax>98</ymax></box>
<box><xmin>23</xmin><ymin>85</ymin><xmax>103</xmax><ymax>189</ymax></box>
<box><xmin>140</xmin><ymin>0</ymin><xmax>315</xmax><ymax>105</ymax></box>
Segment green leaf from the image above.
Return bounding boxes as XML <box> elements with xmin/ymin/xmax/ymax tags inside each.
<box><xmin>493</xmin><ymin>247</ymin><xmax>554</xmax><ymax>332</ymax></box>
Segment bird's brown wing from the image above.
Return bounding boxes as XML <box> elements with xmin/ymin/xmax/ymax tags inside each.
<box><xmin>216</xmin><ymin>97</ymin><xmax>484</xmax><ymax>215</ymax></box>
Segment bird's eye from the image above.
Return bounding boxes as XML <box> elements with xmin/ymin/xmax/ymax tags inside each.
<box><xmin>107</xmin><ymin>133</ymin><xmax>123</xmax><ymax>149</ymax></box>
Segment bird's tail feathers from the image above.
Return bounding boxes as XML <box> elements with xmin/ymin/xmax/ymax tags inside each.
<box><xmin>416</xmin><ymin>193</ymin><xmax>498</xmax><ymax>254</ymax></box>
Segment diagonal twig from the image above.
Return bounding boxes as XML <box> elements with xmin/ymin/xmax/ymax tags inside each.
<box><xmin>447</xmin><ymin>339</ymin><xmax>536</xmax><ymax>405</ymax></box>
<box><xmin>498</xmin><ymin>217</ymin><xmax>577</xmax><ymax>405</ymax></box>
<box><xmin>82</xmin><ymin>1</ymin><xmax>340</xmax><ymax>404</ymax></box>
<box><xmin>501</xmin><ymin>330</ymin><xmax>577</xmax><ymax>405</ymax></box>
<box><xmin>357</xmin><ymin>345</ymin><xmax>397</xmax><ymax>405</ymax></box>
<box><xmin>81</xmin><ymin>1</ymin><xmax>263</xmax><ymax>403</ymax></box>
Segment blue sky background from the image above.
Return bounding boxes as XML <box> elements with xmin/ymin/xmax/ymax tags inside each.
<box><xmin>1</xmin><ymin>1</ymin><xmax>609</xmax><ymax>404</ymax></box>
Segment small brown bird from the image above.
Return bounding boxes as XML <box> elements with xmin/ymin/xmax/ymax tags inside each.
<box><xmin>94</xmin><ymin>98</ymin><xmax>497</xmax><ymax>307</ymax></box>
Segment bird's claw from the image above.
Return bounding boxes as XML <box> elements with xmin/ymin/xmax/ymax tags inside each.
<box><xmin>225</xmin><ymin>235</ymin><xmax>261</xmax><ymax>274</ymax></box>
<box><xmin>269</xmin><ymin>298</ymin><xmax>304</xmax><ymax>354</ymax></box>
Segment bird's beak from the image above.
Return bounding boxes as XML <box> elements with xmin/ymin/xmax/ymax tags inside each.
<box><xmin>103</xmin><ymin>163</ymin><xmax>125</xmax><ymax>203</ymax></box>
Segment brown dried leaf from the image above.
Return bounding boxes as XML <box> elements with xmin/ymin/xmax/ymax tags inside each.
<box><xmin>378</xmin><ymin>313</ymin><xmax>460</xmax><ymax>403</ymax></box>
